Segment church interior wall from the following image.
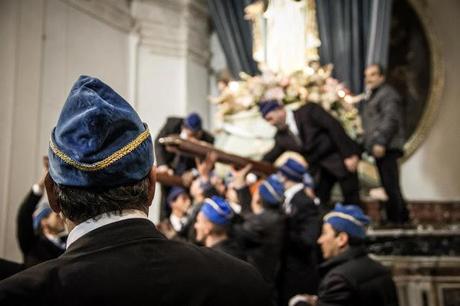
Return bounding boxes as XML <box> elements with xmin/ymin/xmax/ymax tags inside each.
<box><xmin>0</xmin><ymin>0</ymin><xmax>131</xmax><ymax>261</ymax></box>
<box><xmin>401</xmin><ymin>0</ymin><xmax>460</xmax><ymax>201</ymax></box>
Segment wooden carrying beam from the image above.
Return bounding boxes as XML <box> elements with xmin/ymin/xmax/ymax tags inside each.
<box><xmin>155</xmin><ymin>172</ymin><xmax>185</xmax><ymax>187</ymax></box>
<box><xmin>155</xmin><ymin>135</ymin><xmax>276</xmax><ymax>187</ymax></box>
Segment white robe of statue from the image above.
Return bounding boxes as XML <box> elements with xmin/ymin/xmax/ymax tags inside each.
<box><xmin>264</xmin><ymin>0</ymin><xmax>307</xmax><ymax>74</ymax></box>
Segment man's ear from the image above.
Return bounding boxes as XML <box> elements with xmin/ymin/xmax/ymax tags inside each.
<box><xmin>44</xmin><ymin>173</ymin><xmax>61</xmax><ymax>214</ymax></box>
<box><xmin>40</xmin><ymin>218</ymin><xmax>48</xmax><ymax>231</ymax></box>
<box><xmin>147</xmin><ymin>166</ymin><xmax>157</xmax><ymax>207</ymax></box>
<box><xmin>337</xmin><ymin>231</ymin><xmax>350</xmax><ymax>249</ymax></box>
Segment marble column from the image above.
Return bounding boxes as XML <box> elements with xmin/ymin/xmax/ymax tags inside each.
<box><xmin>131</xmin><ymin>0</ymin><xmax>211</xmax><ymax>222</ymax></box>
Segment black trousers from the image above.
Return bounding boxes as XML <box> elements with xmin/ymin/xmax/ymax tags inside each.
<box><xmin>316</xmin><ymin>167</ymin><xmax>361</xmax><ymax>207</ymax></box>
<box><xmin>375</xmin><ymin>150</ymin><xmax>409</xmax><ymax>224</ymax></box>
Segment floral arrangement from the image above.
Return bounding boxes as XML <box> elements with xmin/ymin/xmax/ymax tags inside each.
<box><xmin>210</xmin><ymin>63</ymin><xmax>363</xmax><ymax>139</ymax></box>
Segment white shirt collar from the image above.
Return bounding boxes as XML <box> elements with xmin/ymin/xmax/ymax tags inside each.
<box><xmin>285</xmin><ymin>108</ymin><xmax>299</xmax><ymax>137</ymax></box>
<box><xmin>169</xmin><ymin>214</ymin><xmax>185</xmax><ymax>232</ymax></box>
<box><xmin>284</xmin><ymin>183</ymin><xmax>305</xmax><ymax>205</ymax></box>
<box><xmin>66</xmin><ymin>209</ymin><xmax>149</xmax><ymax>249</ymax></box>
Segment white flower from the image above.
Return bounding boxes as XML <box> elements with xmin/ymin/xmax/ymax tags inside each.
<box><xmin>235</xmin><ymin>95</ymin><xmax>254</xmax><ymax>107</ymax></box>
<box><xmin>264</xmin><ymin>86</ymin><xmax>285</xmax><ymax>101</ymax></box>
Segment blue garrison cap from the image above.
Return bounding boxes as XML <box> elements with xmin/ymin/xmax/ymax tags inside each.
<box><xmin>323</xmin><ymin>204</ymin><xmax>370</xmax><ymax>239</ymax></box>
<box><xmin>184</xmin><ymin>113</ymin><xmax>202</xmax><ymax>132</ymax></box>
<box><xmin>32</xmin><ymin>202</ymin><xmax>52</xmax><ymax>231</ymax></box>
<box><xmin>259</xmin><ymin>99</ymin><xmax>282</xmax><ymax>118</ymax></box>
<box><xmin>48</xmin><ymin>75</ymin><xmax>154</xmax><ymax>187</ymax></box>
<box><xmin>278</xmin><ymin>158</ymin><xmax>306</xmax><ymax>182</ymax></box>
<box><xmin>259</xmin><ymin>175</ymin><xmax>285</xmax><ymax>206</ymax></box>
<box><xmin>167</xmin><ymin>187</ymin><xmax>187</xmax><ymax>206</ymax></box>
<box><xmin>201</xmin><ymin>196</ymin><xmax>234</xmax><ymax>225</ymax></box>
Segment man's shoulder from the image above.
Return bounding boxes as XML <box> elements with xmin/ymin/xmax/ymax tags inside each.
<box><xmin>166</xmin><ymin>241</ymin><xmax>271</xmax><ymax>303</ymax></box>
<box><xmin>378</xmin><ymin>83</ymin><xmax>401</xmax><ymax>100</ymax></box>
<box><xmin>139</xmin><ymin>237</ymin><xmax>261</xmax><ymax>280</ymax></box>
<box><xmin>155</xmin><ymin>117</ymin><xmax>184</xmax><ymax>140</ymax></box>
<box><xmin>0</xmin><ymin>255</ymin><xmax>62</xmax><ymax>297</ymax></box>
<box><xmin>327</xmin><ymin>253</ymin><xmax>390</xmax><ymax>284</ymax></box>
<box><xmin>164</xmin><ymin>117</ymin><xmax>184</xmax><ymax>128</ymax></box>
<box><xmin>296</xmin><ymin>102</ymin><xmax>319</xmax><ymax>116</ymax></box>
<box><xmin>201</xmin><ymin>130</ymin><xmax>215</xmax><ymax>144</ymax></box>
<box><xmin>0</xmin><ymin>238</ymin><xmax>270</xmax><ymax>305</ymax></box>
<box><xmin>179</xmin><ymin>241</ymin><xmax>254</xmax><ymax>273</ymax></box>
<box><xmin>292</xmin><ymin>190</ymin><xmax>316</xmax><ymax>209</ymax></box>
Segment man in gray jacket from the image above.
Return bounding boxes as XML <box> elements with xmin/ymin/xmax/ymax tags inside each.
<box><xmin>359</xmin><ymin>64</ymin><xmax>409</xmax><ymax>225</ymax></box>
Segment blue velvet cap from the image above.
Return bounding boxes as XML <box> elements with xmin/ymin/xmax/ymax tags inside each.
<box><xmin>167</xmin><ymin>187</ymin><xmax>186</xmax><ymax>206</ymax></box>
<box><xmin>323</xmin><ymin>204</ymin><xmax>370</xmax><ymax>239</ymax></box>
<box><xmin>278</xmin><ymin>158</ymin><xmax>306</xmax><ymax>182</ymax></box>
<box><xmin>259</xmin><ymin>175</ymin><xmax>285</xmax><ymax>205</ymax></box>
<box><xmin>48</xmin><ymin>75</ymin><xmax>154</xmax><ymax>187</ymax></box>
<box><xmin>33</xmin><ymin>202</ymin><xmax>52</xmax><ymax>231</ymax></box>
<box><xmin>184</xmin><ymin>113</ymin><xmax>202</xmax><ymax>132</ymax></box>
<box><xmin>259</xmin><ymin>99</ymin><xmax>282</xmax><ymax>118</ymax></box>
<box><xmin>200</xmin><ymin>196</ymin><xmax>234</xmax><ymax>225</ymax></box>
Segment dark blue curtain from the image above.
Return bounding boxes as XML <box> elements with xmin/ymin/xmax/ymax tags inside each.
<box><xmin>208</xmin><ymin>0</ymin><xmax>259</xmax><ymax>79</ymax></box>
<box><xmin>316</xmin><ymin>0</ymin><xmax>392</xmax><ymax>94</ymax></box>
<box><xmin>366</xmin><ymin>0</ymin><xmax>392</xmax><ymax>68</ymax></box>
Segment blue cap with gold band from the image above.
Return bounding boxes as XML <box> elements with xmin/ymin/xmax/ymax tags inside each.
<box><xmin>323</xmin><ymin>204</ymin><xmax>370</xmax><ymax>239</ymax></box>
<box><xmin>48</xmin><ymin>75</ymin><xmax>154</xmax><ymax>187</ymax></box>
<box><xmin>278</xmin><ymin>158</ymin><xmax>306</xmax><ymax>182</ymax></box>
<box><xmin>259</xmin><ymin>175</ymin><xmax>285</xmax><ymax>206</ymax></box>
<box><xmin>200</xmin><ymin>196</ymin><xmax>234</xmax><ymax>225</ymax></box>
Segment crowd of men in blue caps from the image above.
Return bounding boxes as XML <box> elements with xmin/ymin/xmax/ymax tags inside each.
<box><xmin>0</xmin><ymin>71</ymin><xmax>401</xmax><ymax>306</ymax></box>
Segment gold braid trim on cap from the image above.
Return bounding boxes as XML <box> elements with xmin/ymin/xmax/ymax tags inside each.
<box><xmin>49</xmin><ymin>128</ymin><xmax>150</xmax><ymax>172</ymax></box>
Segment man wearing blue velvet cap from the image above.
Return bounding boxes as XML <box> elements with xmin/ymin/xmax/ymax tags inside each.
<box><xmin>194</xmin><ymin>196</ymin><xmax>246</xmax><ymax>261</ymax></box>
<box><xmin>231</xmin><ymin>170</ymin><xmax>285</xmax><ymax>303</ymax></box>
<box><xmin>154</xmin><ymin>112</ymin><xmax>214</xmax><ymax>219</ymax></box>
<box><xmin>277</xmin><ymin>158</ymin><xmax>322</xmax><ymax>306</ymax></box>
<box><xmin>157</xmin><ymin>187</ymin><xmax>195</xmax><ymax>241</ymax></box>
<box><xmin>259</xmin><ymin>100</ymin><xmax>361</xmax><ymax>207</ymax></box>
<box><xmin>0</xmin><ymin>76</ymin><xmax>271</xmax><ymax>306</ymax></box>
<box><xmin>155</xmin><ymin>112</ymin><xmax>214</xmax><ymax>176</ymax></box>
<box><xmin>290</xmin><ymin>204</ymin><xmax>399</xmax><ymax>306</ymax></box>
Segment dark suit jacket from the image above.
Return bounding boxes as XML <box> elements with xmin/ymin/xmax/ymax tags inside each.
<box><xmin>154</xmin><ymin>117</ymin><xmax>215</xmax><ymax>173</ymax></box>
<box><xmin>212</xmin><ymin>238</ymin><xmax>247</xmax><ymax>261</ymax></box>
<box><xmin>263</xmin><ymin>103</ymin><xmax>360</xmax><ymax>178</ymax></box>
<box><xmin>0</xmin><ymin>259</ymin><xmax>22</xmax><ymax>281</ymax></box>
<box><xmin>0</xmin><ymin>219</ymin><xmax>272</xmax><ymax>306</ymax></box>
<box><xmin>233</xmin><ymin>187</ymin><xmax>285</xmax><ymax>289</ymax></box>
<box><xmin>279</xmin><ymin>188</ymin><xmax>322</xmax><ymax>304</ymax></box>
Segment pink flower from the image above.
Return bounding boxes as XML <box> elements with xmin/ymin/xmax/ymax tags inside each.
<box><xmin>279</xmin><ymin>76</ymin><xmax>290</xmax><ymax>87</ymax></box>
<box><xmin>235</xmin><ymin>95</ymin><xmax>254</xmax><ymax>107</ymax></box>
<box><xmin>264</xmin><ymin>86</ymin><xmax>285</xmax><ymax>101</ymax></box>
